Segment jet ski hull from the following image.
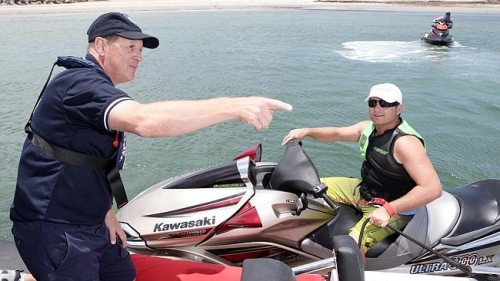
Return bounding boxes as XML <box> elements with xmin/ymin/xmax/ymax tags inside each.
<box><xmin>422</xmin><ymin>32</ymin><xmax>454</xmax><ymax>46</ymax></box>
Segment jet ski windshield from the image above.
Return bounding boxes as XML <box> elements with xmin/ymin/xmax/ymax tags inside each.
<box><xmin>267</xmin><ymin>139</ymin><xmax>322</xmax><ymax>195</ymax></box>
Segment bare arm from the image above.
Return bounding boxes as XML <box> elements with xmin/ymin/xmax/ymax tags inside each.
<box><xmin>281</xmin><ymin>120</ymin><xmax>370</xmax><ymax>145</ymax></box>
<box><xmin>370</xmin><ymin>135</ymin><xmax>442</xmax><ymax>227</ymax></box>
<box><xmin>390</xmin><ymin>135</ymin><xmax>442</xmax><ymax>212</ymax></box>
<box><xmin>108</xmin><ymin>97</ymin><xmax>293</xmax><ymax>137</ymax></box>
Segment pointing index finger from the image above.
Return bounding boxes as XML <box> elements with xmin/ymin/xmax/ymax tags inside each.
<box><xmin>270</xmin><ymin>99</ymin><xmax>293</xmax><ymax>112</ymax></box>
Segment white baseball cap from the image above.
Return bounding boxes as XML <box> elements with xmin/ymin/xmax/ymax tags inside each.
<box><xmin>364</xmin><ymin>83</ymin><xmax>402</xmax><ymax>104</ymax></box>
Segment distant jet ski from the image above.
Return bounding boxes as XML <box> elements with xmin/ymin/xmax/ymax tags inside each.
<box><xmin>422</xmin><ymin>22</ymin><xmax>454</xmax><ymax>46</ymax></box>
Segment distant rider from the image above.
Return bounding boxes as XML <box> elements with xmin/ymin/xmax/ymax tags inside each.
<box><xmin>434</xmin><ymin>12</ymin><xmax>453</xmax><ymax>28</ymax></box>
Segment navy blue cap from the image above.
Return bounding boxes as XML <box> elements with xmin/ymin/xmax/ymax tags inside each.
<box><xmin>87</xmin><ymin>12</ymin><xmax>159</xmax><ymax>49</ymax></box>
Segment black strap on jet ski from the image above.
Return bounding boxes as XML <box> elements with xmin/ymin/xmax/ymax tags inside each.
<box><xmin>359</xmin><ymin>218</ymin><xmax>473</xmax><ymax>276</ymax></box>
<box><xmin>23</xmin><ymin>59</ymin><xmax>128</xmax><ymax>208</ymax></box>
<box><xmin>385</xmin><ymin>224</ymin><xmax>473</xmax><ymax>276</ymax></box>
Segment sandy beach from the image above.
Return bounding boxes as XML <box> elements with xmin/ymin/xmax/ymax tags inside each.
<box><xmin>1</xmin><ymin>0</ymin><xmax>500</xmax><ymax>16</ymax></box>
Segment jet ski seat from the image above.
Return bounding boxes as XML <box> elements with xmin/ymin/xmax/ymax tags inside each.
<box><xmin>441</xmin><ymin>179</ymin><xmax>500</xmax><ymax>246</ymax></box>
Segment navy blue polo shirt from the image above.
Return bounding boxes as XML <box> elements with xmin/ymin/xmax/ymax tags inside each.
<box><xmin>10</xmin><ymin>54</ymin><xmax>132</xmax><ymax>225</ymax></box>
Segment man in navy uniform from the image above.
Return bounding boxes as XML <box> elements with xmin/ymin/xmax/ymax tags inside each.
<box><xmin>10</xmin><ymin>12</ymin><xmax>292</xmax><ymax>281</ymax></box>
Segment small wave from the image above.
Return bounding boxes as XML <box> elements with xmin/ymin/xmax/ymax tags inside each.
<box><xmin>336</xmin><ymin>40</ymin><xmax>425</xmax><ymax>63</ymax></box>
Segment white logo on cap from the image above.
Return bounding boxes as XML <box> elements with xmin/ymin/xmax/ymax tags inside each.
<box><xmin>122</xmin><ymin>13</ymin><xmax>138</xmax><ymax>25</ymax></box>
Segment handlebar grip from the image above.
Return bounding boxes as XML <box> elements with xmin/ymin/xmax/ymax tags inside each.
<box><xmin>321</xmin><ymin>193</ymin><xmax>340</xmax><ymax>213</ymax></box>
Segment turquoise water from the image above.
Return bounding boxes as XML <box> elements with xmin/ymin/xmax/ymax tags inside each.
<box><xmin>0</xmin><ymin>9</ymin><xmax>499</xmax><ymax>241</ymax></box>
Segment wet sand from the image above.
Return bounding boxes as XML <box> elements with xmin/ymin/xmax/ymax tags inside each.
<box><xmin>1</xmin><ymin>0</ymin><xmax>500</xmax><ymax>16</ymax></box>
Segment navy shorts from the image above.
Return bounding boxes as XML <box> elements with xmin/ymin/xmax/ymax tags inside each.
<box><xmin>12</xmin><ymin>221</ymin><xmax>135</xmax><ymax>281</ymax></box>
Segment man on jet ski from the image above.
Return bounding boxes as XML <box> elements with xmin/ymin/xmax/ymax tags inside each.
<box><xmin>281</xmin><ymin>83</ymin><xmax>442</xmax><ymax>254</ymax></box>
<box><xmin>434</xmin><ymin>12</ymin><xmax>453</xmax><ymax>28</ymax></box>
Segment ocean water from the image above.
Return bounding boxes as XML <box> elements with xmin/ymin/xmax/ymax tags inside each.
<box><xmin>0</xmin><ymin>8</ymin><xmax>499</xmax><ymax>241</ymax></box>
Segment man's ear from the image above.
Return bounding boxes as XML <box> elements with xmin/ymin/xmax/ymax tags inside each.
<box><xmin>94</xmin><ymin>37</ymin><xmax>107</xmax><ymax>56</ymax></box>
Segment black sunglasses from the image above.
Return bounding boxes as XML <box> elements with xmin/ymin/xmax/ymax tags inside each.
<box><xmin>368</xmin><ymin>99</ymin><xmax>399</xmax><ymax>108</ymax></box>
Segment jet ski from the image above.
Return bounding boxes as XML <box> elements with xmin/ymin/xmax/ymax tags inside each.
<box><xmin>0</xmin><ymin>240</ymin><xmax>483</xmax><ymax>281</ymax></box>
<box><xmin>422</xmin><ymin>22</ymin><xmax>454</xmax><ymax>46</ymax></box>
<box><xmin>116</xmin><ymin>140</ymin><xmax>500</xmax><ymax>280</ymax></box>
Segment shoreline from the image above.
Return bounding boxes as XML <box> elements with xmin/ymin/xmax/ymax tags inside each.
<box><xmin>1</xmin><ymin>0</ymin><xmax>500</xmax><ymax>15</ymax></box>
